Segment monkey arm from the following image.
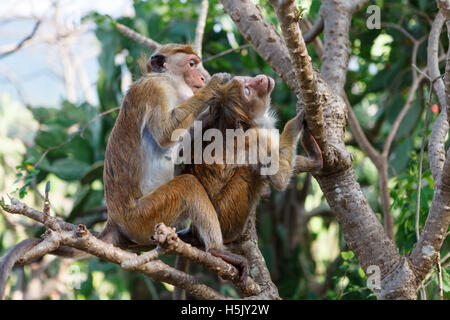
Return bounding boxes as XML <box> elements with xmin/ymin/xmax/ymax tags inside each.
<box><xmin>149</xmin><ymin>74</ymin><xmax>228</xmax><ymax>148</ymax></box>
<box><xmin>266</xmin><ymin>112</ymin><xmax>303</xmax><ymax>191</ymax></box>
<box><xmin>148</xmin><ymin>92</ymin><xmax>211</xmax><ymax>148</ymax></box>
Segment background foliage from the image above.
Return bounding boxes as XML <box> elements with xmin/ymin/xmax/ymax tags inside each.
<box><xmin>0</xmin><ymin>0</ymin><xmax>448</xmax><ymax>299</ymax></box>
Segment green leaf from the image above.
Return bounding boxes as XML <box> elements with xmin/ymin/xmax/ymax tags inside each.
<box><xmin>442</xmin><ymin>268</ymin><xmax>450</xmax><ymax>293</ymax></box>
<box><xmin>46</xmin><ymin>158</ymin><xmax>91</xmax><ymax>181</ymax></box>
<box><xmin>341</xmin><ymin>251</ymin><xmax>355</xmax><ymax>260</ymax></box>
<box><xmin>81</xmin><ymin>161</ymin><xmax>104</xmax><ymax>185</ymax></box>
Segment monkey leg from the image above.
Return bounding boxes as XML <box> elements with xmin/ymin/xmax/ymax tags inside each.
<box><xmin>176</xmin><ymin>227</ymin><xmax>203</xmax><ymax>247</ymax></box>
<box><xmin>120</xmin><ymin>174</ymin><xmax>224</xmax><ymax>250</ymax></box>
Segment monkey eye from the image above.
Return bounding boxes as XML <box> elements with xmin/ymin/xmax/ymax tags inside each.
<box><xmin>189</xmin><ymin>59</ymin><xmax>196</xmax><ymax>67</ymax></box>
<box><xmin>244</xmin><ymin>87</ymin><xmax>251</xmax><ymax>96</ymax></box>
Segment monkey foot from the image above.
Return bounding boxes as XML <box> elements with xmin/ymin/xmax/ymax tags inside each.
<box><xmin>209</xmin><ymin>248</ymin><xmax>248</xmax><ymax>286</ymax></box>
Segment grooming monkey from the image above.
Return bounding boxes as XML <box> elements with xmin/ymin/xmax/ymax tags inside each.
<box><xmin>102</xmin><ymin>44</ymin><xmax>249</xmax><ymax>280</ymax></box>
<box><xmin>0</xmin><ymin>45</ymin><xmax>249</xmax><ymax>299</ymax></box>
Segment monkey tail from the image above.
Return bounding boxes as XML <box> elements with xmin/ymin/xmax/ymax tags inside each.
<box><xmin>173</xmin><ymin>256</ymin><xmax>189</xmax><ymax>300</ymax></box>
<box><xmin>0</xmin><ymin>238</ymin><xmax>41</xmax><ymax>299</ymax></box>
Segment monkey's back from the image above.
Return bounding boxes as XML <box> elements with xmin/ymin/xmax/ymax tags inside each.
<box><xmin>103</xmin><ymin>74</ymin><xmax>180</xmax><ymax>228</ymax></box>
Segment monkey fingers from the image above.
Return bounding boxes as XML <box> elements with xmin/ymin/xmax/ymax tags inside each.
<box><xmin>208</xmin><ymin>72</ymin><xmax>233</xmax><ymax>86</ymax></box>
<box><xmin>208</xmin><ymin>248</ymin><xmax>248</xmax><ymax>286</ymax></box>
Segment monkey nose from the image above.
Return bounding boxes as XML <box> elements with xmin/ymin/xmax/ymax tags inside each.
<box><xmin>255</xmin><ymin>74</ymin><xmax>266</xmax><ymax>83</ymax></box>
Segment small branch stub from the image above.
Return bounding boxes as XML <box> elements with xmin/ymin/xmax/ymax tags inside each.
<box><xmin>76</xmin><ymin>224</ymin><xmax>88</xmax><ymax>237</ymax></box>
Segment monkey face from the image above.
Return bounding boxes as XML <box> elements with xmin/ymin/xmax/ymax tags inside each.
<box><xmin>149</xmin><ymin>50</ymin><xmax>206</xmax><ymax>93</ymax></box>
<box><xmin>233</xmin><ymin>75</ymin><xmax>275</xmax><ymax>119</ymax></box>
<box><xmin>182</xmin><ymin>54</ymin><xmax>206</xmax><ymax>93</ymax></box>
<box><xmin>165</xmin><ymin>52</ymin><xmax>205</xmax><ymax>93</ymax></box>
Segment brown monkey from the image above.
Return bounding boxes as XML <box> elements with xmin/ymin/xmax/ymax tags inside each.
<box><xmin>182</xmin><ymin>74</ymin><xmax>322</xmax><ymax>246</ymax></box>
<box><xmin>102</xmin><ymin>45</ymin><xmax>247</xmax><ymax>271</ymax></box>
<box><xmin>0</xmin><ymin>45</ymin><xmax>248</xmax><ymax>299</ymax></box>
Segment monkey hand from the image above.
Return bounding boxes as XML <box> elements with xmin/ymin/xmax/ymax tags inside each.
<box><xmin>201</xmin><ymin>73</ymin><xmax>232</xmax><ymax>104</ymax></box>
<box><xmin>207</xmin><ymin>72</ymin><xmax>233</xmax><ymax>86</ymax></box>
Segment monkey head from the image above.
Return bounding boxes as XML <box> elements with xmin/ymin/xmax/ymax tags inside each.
<box><xmin>233</xmin><ymin>74</ymin><xmax>274</xmax><ymax>119</ymax></box>
<box><xmin>211</xmin><ymin>74</ymin><xmax>275</xmax><ymax>127</ymax></box>
<box><xmin>147</xmin><ymin>44</ymin><xmax>206</xmax><ymax>93</ymax></box>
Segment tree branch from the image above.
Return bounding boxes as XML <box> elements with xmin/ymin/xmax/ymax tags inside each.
<box><xmin>268</xmin><ymin>0</ymin><xmax>327</xmax><ymax>153</ymax></box>
<box><xmin>0</xmin><ymin>197</ymin><xmax>269</xmax><ymax>300</ymax></box>
<box><xmin>302</xmin><ymin>16</ymin><xmax>324</xmax><ymax>45</ymax></box>
<box><xmin>114</xmin><ymin>22</ymin><xmax>161</xmax><ymax>51</ymax></box>
<box><xmin>194</xmin><ymin>0</ymin><xmax>209</xmax><ymax>57</ymax></box>
<box><xmin>427</xmin><ymin>11</ymin><xmax>448</xmax><ymax>180</ymax></box>
<box><xmin>193</xmin><ymin>0</ymin><xmax>211</xmax><ymax>80</ymax></box>
<box><xmin>0</xmin><ymin>20</ymin><xmax>41</xmax><ymax>59</ymax></box>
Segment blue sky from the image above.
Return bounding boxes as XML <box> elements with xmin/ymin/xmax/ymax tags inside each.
<box><xmin>0</xmin><ymin>0</ymin><xmax>134</xmax><ymax>107</ymax></box>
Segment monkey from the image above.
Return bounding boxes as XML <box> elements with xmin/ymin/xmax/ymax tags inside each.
<box><xmin>0</xmin><ymin>45</ymin><xmax>249</xmax><ymax>299</ymax></box>
<box><xmin>172</xmin><ymin>73</ymin><xmax>322</xmax><ymax>299</ymax></box>
<box><xmin>102</xmin><ymin>45</ymin><xmax>250</xmax><ymax>283</ymax></box>
<box><xmin>180</xmin><ymin>73</ymin><xmax>323</xmax><ymax>250</ymax></box>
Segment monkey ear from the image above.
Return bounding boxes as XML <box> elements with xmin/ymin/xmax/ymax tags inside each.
<box><xmin>150</xmin><ymin>52</ymin><xmax>166</xmax><ymax>73</ymax></box>
<box><xmin>146</xmin><ymin>60</ymin><xmax>152</xmax><ymax>73</ymax></box>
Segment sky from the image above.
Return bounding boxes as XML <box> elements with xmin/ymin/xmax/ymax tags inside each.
<box><xmin>0</xmin><ymin>0</ymin><xmax>134</xmax><ymax>107</ymax></box>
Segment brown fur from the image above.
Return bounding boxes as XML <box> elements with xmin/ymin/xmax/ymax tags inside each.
<box><xmin>103</xmin><ymin>70</ymin><xmax>227</xmax><ymax>247</ymax></box>
<box><xmin>146</xmin><ymin>44</ymin><xmax>198</xmax><ymax>73</ymax></box>
<box><xmin>184</xmin><ymin>75</ymin><xmax>322</xmax><ymax>243</ymax></box>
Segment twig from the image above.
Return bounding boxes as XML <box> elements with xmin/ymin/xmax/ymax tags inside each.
<box><xmin>436</xmin><ymin>252</ymin><xmax>443</xmax><ymax>300</ymax></box>
<box><xmin>193</xmin><ymin>0</ymin><xmax>211</xmax><ymax>80</ymax></box>
<box><xmin>381</xmin><ymin>22</ymin><xmax>416</xmax><ymax>44</ymax></box>
<box><xmin>194</xmin><ymin>0</ymin><xmax>209</xmax><ymax>57</ymax></box>
<box><xmin>202</xmin><ymin>44</ymin><xmax>250</xmax><ymax>63</ymax></box>
<box><xmin>114</xmin><ymin>22</ymin><xmax>160</xmax><ymax>51</ymax></box>
<box><xmin>0</xmin><ymin>20</ymin><xmax>41</xmax><ymax>59</ymax></box>
<box><xmin>302</xmin><ymin>16</ymin><xmax>324</xmax><ymax>44</ymax></box>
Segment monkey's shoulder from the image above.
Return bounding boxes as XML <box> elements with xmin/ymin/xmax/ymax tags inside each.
<box><xmin>127</xmin><ymin>73</ymin><xmax>177</xmax><ymax>101</ymax></box>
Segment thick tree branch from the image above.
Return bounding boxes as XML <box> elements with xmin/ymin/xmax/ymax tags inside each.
<box><xmin>427</xmin><ymin>12</ymin><xmax>449</xmax><ymax>180</ymax></box>
<box><xmin>219</xmin><ymin>1</ymin><xmax>401</xmax><ymax>299</ymax></box>
<box><xmin>268</xmin><ymin>0</ymin><xmax>327</xmax><ymax>153</ymax></box>
<box><xmin>299</xmin><ymin>17</ymin><xmax>324</xmax><ymax>58</ymax></box>
<box><xmin>220</xmin><ymin>0</ymin><xmax>300</xmax><ymax>94</ymax></box>
<box><xmin>320</xmin><ymin>0</ymin><xmax>369</xmax><ymax>94</ymax></box>
<box><xmin>408</xmin><ymin>1</ymin><xmax>450</xmax><ymax>287</ymax></box>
